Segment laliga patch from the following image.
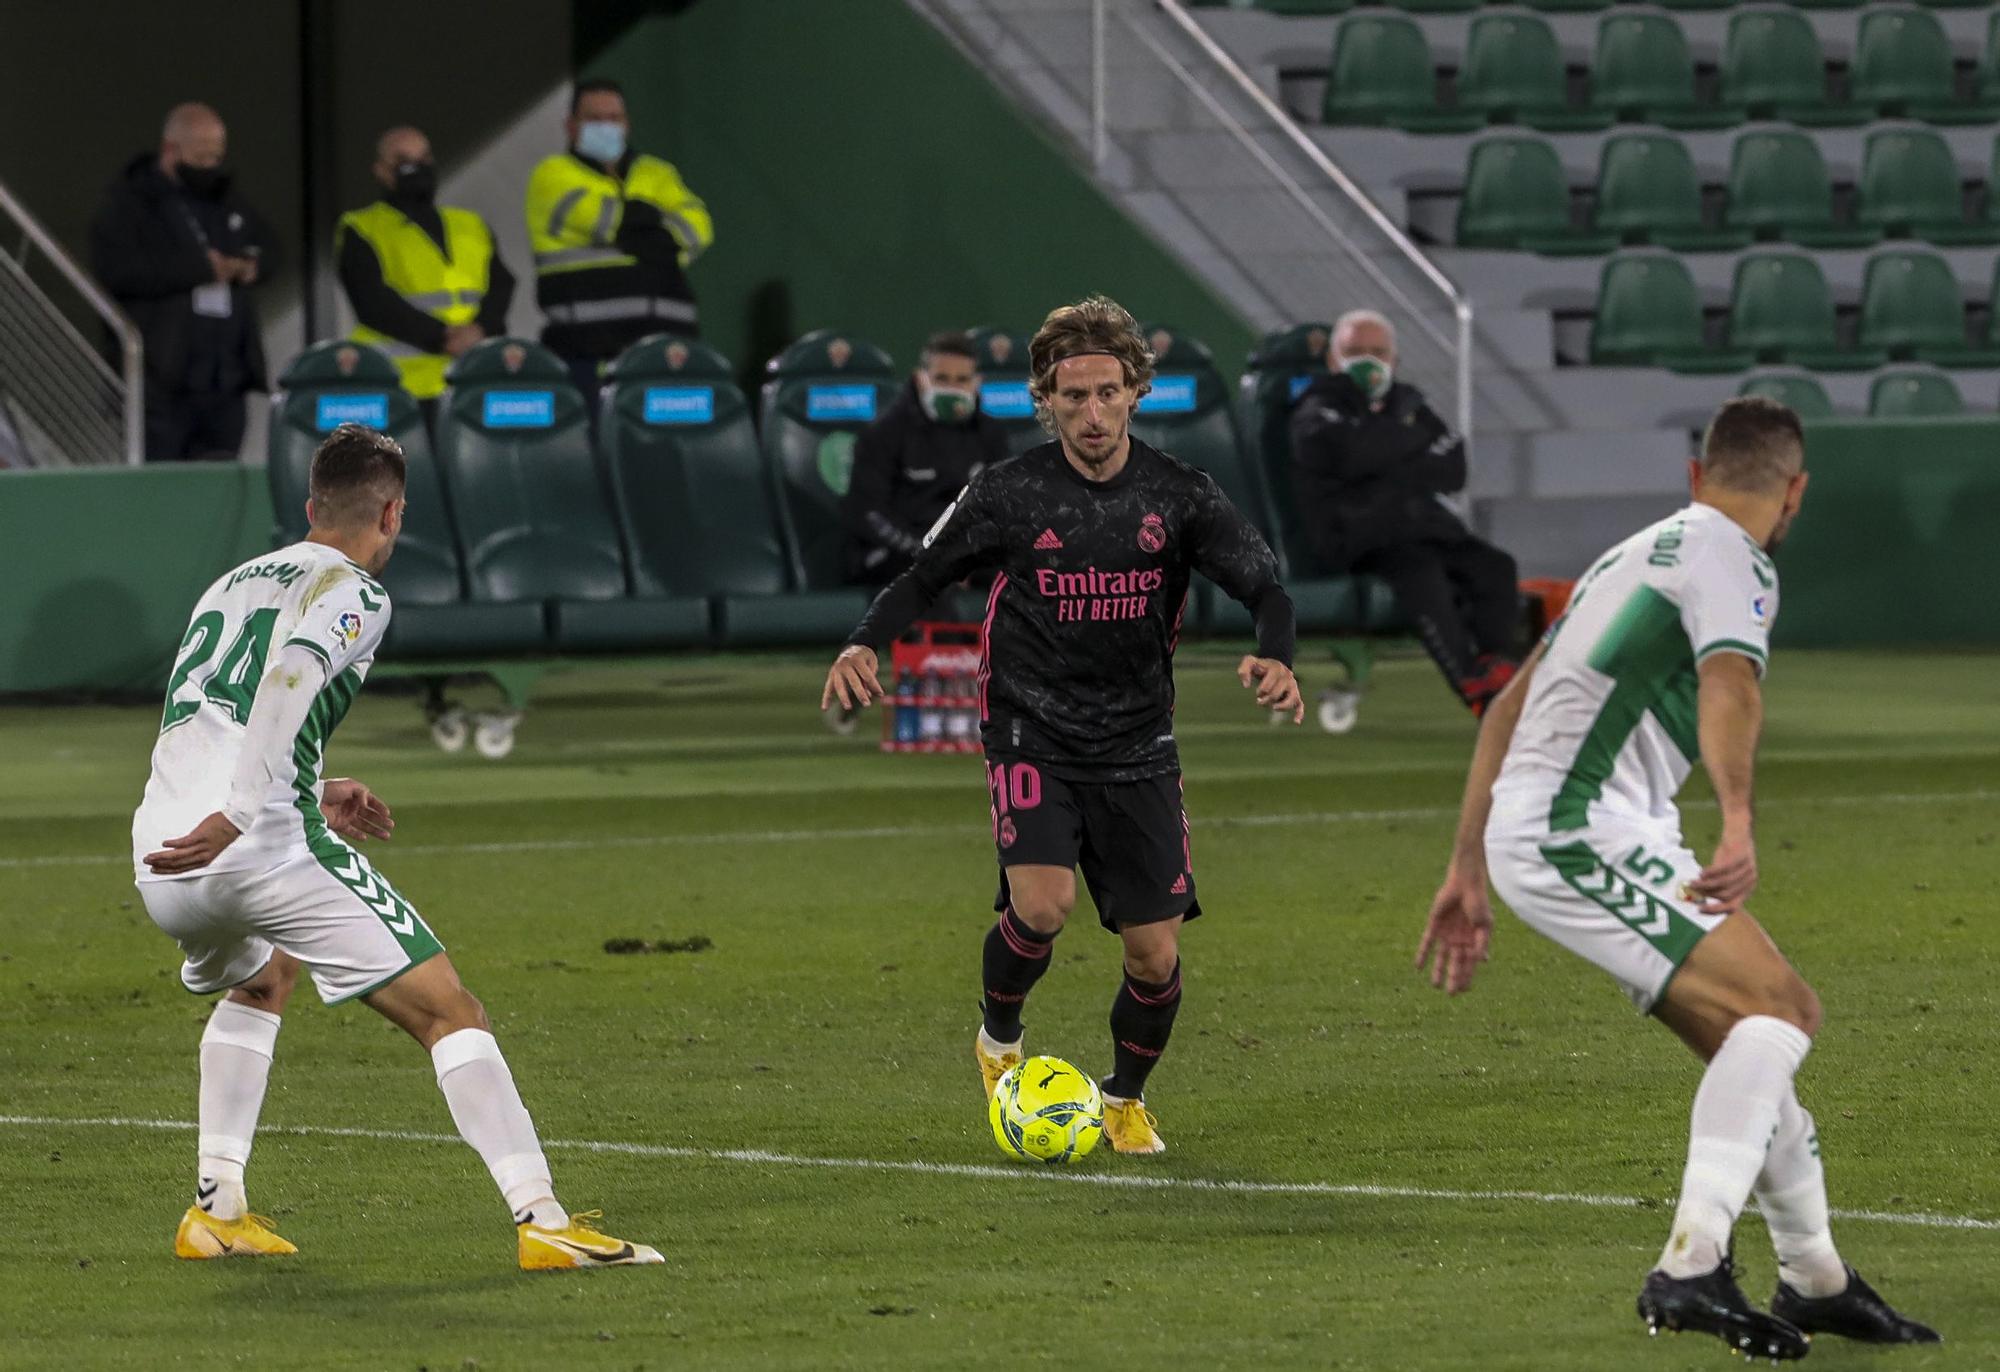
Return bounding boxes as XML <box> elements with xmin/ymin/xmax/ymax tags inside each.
<box><xmin>923</xmin><ymin>487</ymin><xmax>968</xmax><ymax>549</ymax></box>
<box><xmin>331</xmin><ymin>610</ymin><xmax>364</xmax><ymax>648</ymax></box>
<box><xmin>1751</xmin><ymin>595</ymin><xmax>1769</xmax><ymax>626</ymax></box>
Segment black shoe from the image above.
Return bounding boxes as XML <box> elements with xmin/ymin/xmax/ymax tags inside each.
<box><xmin>1638</xmin><ymin>1260</ymin><xmax>1811</xmax><ymax>1362</ymax></box>
<box><xmin>1772</xmin><ymin>1265</ymin><xmax>1941</xmax><ymax>1345</ymax></box>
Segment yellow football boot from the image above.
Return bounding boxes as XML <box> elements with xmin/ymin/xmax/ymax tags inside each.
<box><xmin>975</xmin><ymin>1029</ymin><xmax>1023</xmax><ymax>1101</ymax></box>
<box><xmin>518</xmin><ymin>1211</ymin><xmax>664</xmax><ymax>1271</ymax></box>
<box><xmin>174</xmin><ymin>1206</ymin><xmax>298</xmax><ymax>1259</ymax></box>
<box><xmin>1102</xmin><ymin>1095</ymin><xmax>1167</xmax><ymax>1155</ymax></box>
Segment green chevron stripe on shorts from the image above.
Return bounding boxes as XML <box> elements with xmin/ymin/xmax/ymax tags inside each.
<box><xmin>1540</xmin><ymin>840</ymin><xmax>1707</xmax><ymax>967</ymax></box>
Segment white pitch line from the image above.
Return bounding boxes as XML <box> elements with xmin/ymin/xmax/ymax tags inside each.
<box><xmin>9</xmin><ymin>787</ymin><xmax>1997</xmax><ymax>873</ymax></box>
<box><xmin>0</xmin><ymin>1114</ymin><xmax>1994</xmax><ymax>1233</ymax></box>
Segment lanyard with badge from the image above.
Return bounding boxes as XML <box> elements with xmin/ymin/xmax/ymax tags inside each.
<box><xmin>176</xmin><ymin>196</ymin><xmax>235</xmax><ymax>320</ymax></box>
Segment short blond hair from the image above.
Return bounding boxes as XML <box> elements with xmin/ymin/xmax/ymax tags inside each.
<box><xmin>1026</xmin><ymin>295</ymin><xmax>1155</xmax><ymax>433</ymax></box>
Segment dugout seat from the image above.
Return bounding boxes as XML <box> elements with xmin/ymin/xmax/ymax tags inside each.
<box><xmin>437</xmin><ymin>337</ymin><xmax>708</xmax><ymax>650</ymax></box>
<box><xmin>1857</xmin><ymin>129</ymin><xmax>2000</xmax><ymax>246</ymax></box>
<box><xmin>1738</xmin><ymin>372</ymin><xmax>1838</xmax><ymax>421</ymax></box>
<box><xmin>760</xmin><ymin>330</ymin><xmax>900</xmax><ymax>592</ymax></box>
<box><xmin>1589</xmin><ymin>256</ymin><xmax>1753</xmax><ymax>372</ymax></box>
<box><xmin>968</xmin><ymin>325</ymin><xmax>1044</xmax><ymax>455</ymax></box>
<box><xmin>1853</xmin><ymin>8</ymin><xmax>2000</xmax><ymax>123</ymax></box>
<box><xmin>1725</xmin><ymin>133</ymin><xmax>1882</xmax><ymax>249</ymax></box>
<box><xmin>1388</xmin><ymin>0</ymin><xmax>1479</xmax><ymax>13</ymax></box>
<box><xmin>601</xmin><ymin>335</ymin><xmax>865</xmax><ymax>648</ymax></box>
<box><xmin>1869</xmin><ymin>369</ymin><xmax>1966</xmax><ymax>417</ymax></box>
<box><xmin>268</xmin><ymin>341</ymin><xmax>542</xmax><ymax>656</ymax></box>
<box><xmin>1456</xmin><ymin>138</ymin><xmax>1617</xmax><ymax>253</ymax></box>
<box><xmin>1458</xmin><ymin>15</ymin><xmax>1613</xmax><ymax>132</ymax></box>
<box><xmin>1594</xmin><ymin>135</ymin><xmax>1751</xmax><ymax>252</ymax></box>
<box><xmin>1720</xmin><ymin>10</ymin><xmax>1864</xmax><ymax>127</ymax></box>
<box><xmin>1727</xmin><ymin>253</ymin><xmax>1887</xmax><ymax>371</ymax></box>
<box><xmin>1592</xmin><ymin>14</ymin><xmax>1742</xmax><ymax>129</ymax></box>
<box><xmin>1253</xmin><ymin>0</ymin><xmax>1353</xmax><ymax>12</ymax></box>
<box><xmin>1323</xmin><ymin>18</ymin><xmax>1480</xmax><ymax>131</ymax></box>
<box><xmin>1859</xmin><ymin>250</ymin><xmax>2000</xmax><ymax>364</ymax></box>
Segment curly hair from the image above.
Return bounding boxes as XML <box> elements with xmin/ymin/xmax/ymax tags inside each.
<box><xmin>1026</xmin><ymin>295</ymin><xmax>1155</xmax><ymax>433</ymax></box>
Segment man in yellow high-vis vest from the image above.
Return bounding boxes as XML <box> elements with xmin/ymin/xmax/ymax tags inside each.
<box><xmin>335</xmin><ymin>126</ymin><xmax>515</xmax><ymax>405</ymax></box>
<box><xmin>525</xmin><ymin>79</ymin><xmax>712</xmax><ymax>395</ymax></box>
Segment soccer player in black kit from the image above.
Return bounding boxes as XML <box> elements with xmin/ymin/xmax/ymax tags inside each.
<box><xmin>821</xmin><ymin>296</ymin><xmax>1301</xmax><ymax>1154</ymax></box>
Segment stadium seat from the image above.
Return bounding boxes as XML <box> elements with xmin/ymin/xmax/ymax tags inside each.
<box><xmin>1130</xmin><ymin>325</ymin><xmax>1275</xmax><ymax>541</ymax></box>
<box><xmin>1456</xmin><ymin>138</ymin><xmax>1617</xmax><ymax>253</ymax></box>
<box><xmin>1869</xmin><ymin>369</ymin><xmax>1966</xmax><ymax>417</ymax></box>
<box><xmin>1852</xmin><ymin>8</ymin><xmax>2000</xmax><ymax>123</ymax></box>
<box><xmin>1323</xmin><ymin>18</ymin><xmax>1481</xmax><ymax>131</ymax></box>
<box><xmin>1720</xmin><ymin>11</ymin><xmax>1865</xmax><ymax>127</ymax></box>
<box><xmin>1727</xmin><ymin>254</ymin><xmax>1887</xmax><ymax>372</ymax></box>
<box><xmin>600</xmin><ymin>335</ymin><xmax>865</xmax><ymax>648</ymax></box>
<box><xmin>1859</xmin><ymin>251</ymin><xmax>2000</xmax><ymax>364</ymax></box>
<box><xmin>1737</xmin><ymin>373</ymin><xmax>1838</xmax><ymax>421</ymax></box>
<box><xmin>1594</xmin><ymin>135</ymin><xmax>1751</xmax><ymax>252</ymax></box>
<box><xmin>1856</xmin><ymin>129</ymin><xmax>2000</xmax><ymax>245</ymax></box>
<box><xmin>437</xmin><ymin>337</ymin><xmax>708</xmax><ymax>650</ymax></box>
<box><xmin>1253</xmin><ymin>0</ymin><xmax>1353</xmax><ymax>12</ymax></box>
<box><xmin>1657</xmin><ymin>0</ymin><xmax>1739</xmax><ymax>10</ymax></box>
<box><xmin>760</xmin><ymin>330</ymin><xmax>900</xmax><ymax>590</ymax></box>
<box><xmin>1786</xmin><ymin>0</ymin><xmax>1864</xmax><ymax>9</ymax></box>
<box><xmin>1521</xmin><ymin>0</ymin><xmax>1610</xmax><ymax>12</ymax></box>
<box><xmin>1459</xmin><ymin>15</ymin><xmax>1613</xmax><ymax>132</ymax></box>
<box><xmin>967</xmin><ymin>325</ymin><xmax>1043</xmax><ymax>456</ymax></box>
<box><xmin>1725</xmin><ymin>133</ymin><xmax>1882</xmax><ymax>249</ymax></box>
<box><xmin>1983</xmin><ymin>12</ymin><xmax>2000</xmax><ymax>105</ymax></box>
<box><xmin>1386</xmin><ymin>0</ymin><xmax>1479</xmax><ymax>13</ymax></box>
<box><xmin>1589</xmin><ymin>256</ymin><xmax>1753</xmax><ymax>372</ymax></box>
<box><xmin>268</xmin><ymin>341</ymin><xmax>543</xmax><ymax>655</ymax></box>
<box><xmin>1592</xmin><ymin>14</ymin><xmax>1742</xmax><ymax>129</ymax></box>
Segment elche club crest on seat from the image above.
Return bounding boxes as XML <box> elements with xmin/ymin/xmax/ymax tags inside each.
<box><xmin>665</xmin><ymin>340</ymin><xmax>689</xmax><ymax>371</ymax></box>
<box><xmin>335</xmin><ymin>345</ymin><xmax>360</xmax><ymax>378</ymax></box>
<box><xmin>987</xmin><ymin>334</ymin><xmax>1013</xmax><ymax>366</ymax></box>
<box><xmin>501</xmin><ymin>343</ymin><xmax>527</xmax><ymax>374</ymax></box>
<box><xmin>1148</xmin><ymin>328</ymin><xmax>1173</xmax><ymax>357</ymax></box>
<box><xmin>1306</xmin><ymin>326</ymin><xmax>1327</xmax><ymax>359</ymax></box>
<box><xmin>827</xmin><ymin>336</ymin><xmax>852</xmax><ymax>369</ymax></box>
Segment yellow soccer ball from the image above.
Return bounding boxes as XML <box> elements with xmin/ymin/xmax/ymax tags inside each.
<box><xmin>988</xmin><ymin>1054</ymin><xmax>1103</xmax><ymax>1164</ymax></box>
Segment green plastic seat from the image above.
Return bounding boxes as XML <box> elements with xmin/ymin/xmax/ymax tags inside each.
<box><xmin>1983</xmin><ymin>12</ymin><xmax>2000</xmax><ymax>105</ymax></box>
<box><xmin>1460</xmin><ymin>15</ymin><xmax>1613</xmax><ymax>132</ymax></box>
<box><xmin>1593</xmin><ymin>14</ymin><xmax>1743</xmax><ymax>129</ymax></box>
<box><xmin>759</xmin><ymin>330</ymin><xmax>900</xmax><ymax>591</ymax></box>
<box><xmin>1386</xmin><ymin>0</ymin><xmax>1478</xmax><ymax>12</ymax></box>
<box><xmin>1725</xmin><ymin>132</ymin><xmax>1882</xmax><ymax>249</ymax></box>
<box><xmin>1594</xmin><ymin>135</ymin><xmax>1751</xmax><ymax>252</ymax></box>
<box><xmin>1786</xmin><ymin>0</ymin><xmax>1863</xmax><ymax>9</ymax></box>
<box><xmin>1915</xmin><ymin>0</ymin><xmax>1990</xmax><ymax>12</ymax></box>
<box><xmin>1859</xmin><ymin>250</ymin><xmax>2000</xmax><ymax>364</ymax></box>
<box><xmin>1324</xmin><ymin>18</ymin><xmax>1480</xmax><ymax>131</ymax></box>
<box><xmin>1720</xmin><ymin>11</ymin><xmax>1865</xmax><ymax>126</ymax></box>
<box><xmin>967</xmin><ymin>325</ymin><xmax>1043</xmax><ymax>456</ymax></box>
<box><xmin>1456</xmin><ymin>138</ymin><xmax>1616</xmax><ymax>253</ymax></box>
<box><xmin>1727</xmin><ymin>254</ymin><xmax>1887</xmax><ymax>371</ymax></box>
<box><xmin>1852</xmin><ymin>8</ymin><xmax>2000</xmax><ymax>123</ymax></box>
<box><xmin>1737</xmin><ymin>373</ymin><xmax>1837</xmax><ymax>421</ymax></box>
<box><xmin>1520</xmin><ymin>0</ymin><xmax>1610</xmax><ymax>12</ymax></box>
<box><xmin>437</xmin><ymin>337</ymin><xmax>708</xmax><ymax>651</ymax></box>
<box><xmin>269</xmin><ymin>341</ymin><xmax>545</xmax><ymax>655</ymax></box>
<box><xmin>1590</xmin><ymin>256</ymin><xmax>1753</xmax><ymax>372</ymax></box>
<box><xmin>1656</xmin><ymin>0</ymin><xmax>1738</xmax><ymax>10</ymax></box>
<box><xmin>1253</xmin><ymin>0</ymin><xmax>1354</xmax><ymax>12</ymax></box>
<box><xmin>1857</xmin><ymin>129</ymin><xmax>2000</xmax><ymax>246</ymax></box>
<box><xmin>1869</xmin><ymin>369</ymin><xmax>1965</xmax><ymax>417</ymax></box>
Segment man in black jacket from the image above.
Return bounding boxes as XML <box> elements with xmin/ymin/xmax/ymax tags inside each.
<box><xmin>1290</xmin><ymin>310</ymin><xmax>1518</xmax><ymax>713</ymax></box>
<box><xmin>90</xmin><ymin>103</ymin><xmax>274</xmax><ymax>462</ymax></box>
<box><xmin>840</xmin><ymin>331</ymin><xmax>1011</xmax><ymax>584</ymax></box>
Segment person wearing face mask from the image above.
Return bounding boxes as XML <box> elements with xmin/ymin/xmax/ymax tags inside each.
<box><xmin>335</xmin><ymin>126</ymin><xmax>516</xmax><ymax>412</ymax></box>
<box><xmin>840</xmin><ymin>331</ymin><xmax>1011</xmax><ymax>586</ymax></box>
<box><xmin>525</xmin><ymin>78</ymin><xmax>713</xmax><ymax>399</ymax></box>
<box><xmin>90</xmin><ymin>102</ymin><xmax>276</xmax><ymax>461</ymax></box>
<box><xmin>1290</xmin><ymin>308</ymin><xmax>1520</xmax><ymax>714</ymax></box>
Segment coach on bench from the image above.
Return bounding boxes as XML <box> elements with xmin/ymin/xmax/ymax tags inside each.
<box><xmin>1290</xmin><ymin>309</ymin><xmax>1519</xmax><ymax>715</ymax></box>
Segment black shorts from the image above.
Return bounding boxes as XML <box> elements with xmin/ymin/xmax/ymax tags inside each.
<box><xmin>985</xmin><ymin>754</ymin><xmax>1199</xmax><ymax>932</ymax></box>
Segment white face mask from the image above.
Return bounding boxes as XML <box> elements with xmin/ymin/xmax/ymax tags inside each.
<box><xmin>1335</xmin><ymin>353</ymin><xmax>1392</xmax><ymax>402</ymax></box>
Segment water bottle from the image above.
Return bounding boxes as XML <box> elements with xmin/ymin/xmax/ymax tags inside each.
<box><xmin>918</xmin><ymin>671</ymin><xmax>944</xmax><ymax>745</ymax></box>
<box><xmin>946</xmin><ymin>672</ymin><xmax>974</xmax><ymax>746</ymax></box>
<box><xmin>894</xmin><ymin>669</ymin><xmax>919</xmax><ymax>746</ymax></box>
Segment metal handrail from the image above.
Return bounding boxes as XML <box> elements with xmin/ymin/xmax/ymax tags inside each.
<box><xmin>1151</xmin><ymin>0</ymin><xmax>1474</xmax><ymax>444</ymax></box>
<box><xmin>0</xmin><ymin>175</ymin><xmax>144</xmax><ymax>465</ymax></box>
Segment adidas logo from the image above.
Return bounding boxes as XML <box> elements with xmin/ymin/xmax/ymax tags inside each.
<box><xmin>1169</xmin><ymin>873</ymin><xmax>1188</xmax><ymax>895</ymax></box>
<box><xmin>1033</xmin><ymin>529</ymin><xmax>1063</xmax><ymax>551</ymax></box>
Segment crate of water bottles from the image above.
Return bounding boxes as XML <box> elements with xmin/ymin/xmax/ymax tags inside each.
<box><xmin>883</xmin><ymin>623</ymin><xmax>983</xmax><ymax>754</ymax></box>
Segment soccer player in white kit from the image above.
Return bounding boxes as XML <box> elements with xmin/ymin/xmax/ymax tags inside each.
<box><xmin>133</xmin><ymin>423</ymin><xmax>659</xmax><ymax>1270</ymax></box>
<box><xmin>1417</xmin><ymin>399</ymin><xmax>1936</xmax><ymax>1357</ymax></box>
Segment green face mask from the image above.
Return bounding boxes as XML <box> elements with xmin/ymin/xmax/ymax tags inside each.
<box><xmin>1339</xmin><ymin>355</ymin><xmax>1392</xmax><ymax>402</ymax></box>
<box><xmin>923</xmin><ymin>386</ymin><xmax>977</xmax><ymax>424</ymax></box>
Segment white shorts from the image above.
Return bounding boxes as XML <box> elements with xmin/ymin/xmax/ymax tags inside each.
<box><xmin>1486</xmin><ymin>818</ymin><xmax>1725</xmax><ymax>1013</ymax></box>
<box><xmin>138</xmin><ymin>845</ymin><xmax>444</xmax><ymax>1005</ymax></box>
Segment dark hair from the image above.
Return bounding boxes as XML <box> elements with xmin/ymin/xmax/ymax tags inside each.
<box><xmin>1701</xmin><ymin>396</ymin><xmax>1806</xmax><ymax>493</ymax></box>
<box><xmin>309</xmin><ymin>424</ymin><xmax>406</xmax><ymax>528</ymax></box>
<box><xmin>571</xmin><ymin>78</ymin><xmax>625</xmax><ymax>116</ymax></box>
<box><xmin>920</xmin><ymin>331</ymin><xmax>978</xmax><ymax>366</ymax></box>
<box><xmin>1026</xmin><ymin>295</ymin><xmax>1155</xmax><ymax>433</ymax></box>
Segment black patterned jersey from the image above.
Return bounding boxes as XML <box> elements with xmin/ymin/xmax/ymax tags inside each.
<box><xmin>848</xmin><ymin>439</ymin><xmax>1294</xmax><ymax>781</ymax></box>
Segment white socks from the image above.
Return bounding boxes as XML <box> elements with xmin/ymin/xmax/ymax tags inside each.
<box><xmin>430</xmin><ymin>1028</ymin><xmax>567</xmax><ymax>1230</ymax></box>
<box><xmin>1754</xmin><ymin>1088</ymin><xmax>1848</xmax><ymax>1297</ymax></box>
<box><xmin>1658</xmin><ymin>1015</ymin><xmax>1813</xmax><ymax>1279</ymax></box>
<box><xmin>197</xmin><ymin>999</ymin><xmax>281</xmax><ymax>1222</ymax></box>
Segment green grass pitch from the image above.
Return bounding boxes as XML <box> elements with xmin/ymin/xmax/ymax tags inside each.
<box><xmin>2</xmin><ymin>647</ymin><xmax>1994</xmax><ymax>1369</ymax></box>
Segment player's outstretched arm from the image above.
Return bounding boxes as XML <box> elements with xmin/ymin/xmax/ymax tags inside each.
<box><xmin>1689</xmin><ymin>651</ymin><xmax>1763</xmax><ymax>916</ymax></box>
<box><xmin>821</xmin><ymin>645</ymin><xmax>884</xmax><ymax>711</ymax></box>
<box><xmin>1417</xmin><ymin>642</ymin><xmax>1543</xmax><ymax>994</ymax></box>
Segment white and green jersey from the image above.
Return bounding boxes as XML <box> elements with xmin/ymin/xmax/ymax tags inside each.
<box><xmin>132</xmin><ymin>542</ymin><xmax>392</xmax><ymax>881</ymax></box>
<box><xmin>1490</xmin><ymin>503</ymin><xmax>1776</xmax><ymax>836</ymax></box>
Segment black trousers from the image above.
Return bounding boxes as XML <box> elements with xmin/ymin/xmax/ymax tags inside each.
<box><xmin>1356</xmin><ymin>535</ymin><xmax>1519</xmax><ymax>689</ymax></box>
<box><xmin>145</xmin><ymin>390</ymin><xmax>246</xmax><ymax>462</ymax></box>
